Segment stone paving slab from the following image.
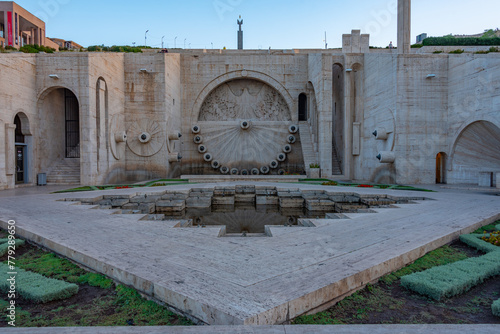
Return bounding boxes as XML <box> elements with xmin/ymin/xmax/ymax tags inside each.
<box><xmin>0</xmin><ymin>182</ymin><xmax>499</xmax><ymax>325</ymax></box>
<box><xmin>2</xmin><ymin>325</ymin><xmax>500</xmax><ymax>334</ymax></box>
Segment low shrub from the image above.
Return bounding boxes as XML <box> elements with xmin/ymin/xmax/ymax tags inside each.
<box><xmin>460</xmin><ymin>234</ymin><xmax>499</xmax><ymax>254</ymax></box>
<box><xmin>493</xmin><ymin>299</ymin><xmax>500</xmax><ymax>317</ymax></box>
<box><xmin>0</xmin><ymin>263</ymin><xmax>78</xmax><ymax>303</ymax></box>
<box><xmin>489</xmin><ymin>47</ymin><xmax>499</xmax><ymax>52</ymax></box>
<box><xmin>19</xmin><ymin>44</ymin><xmax>55</xmax><ymax>54</ymax></box>
<box><xmin>449</xmin><ymin>49</ymin><xmax>465</xmax><ymax>54</ymax></box>
<box><xmin>0</xmin><ymin>238</ymin><xmax>25</xmax><ymax>256</ymax></box>
<box><xmin>400</xmin><ymin>251</ymin><xmax>500</xmax><ymax>301</ymax></box>
<box><xmin>423</xmin><ymin>36</ymin><xmax>500</xmax><ymax>46</ymax></box>
<box><xmin>309</xmin><ymin>163</ymin><xmax>320</xmax><ymax>169</ymax></box>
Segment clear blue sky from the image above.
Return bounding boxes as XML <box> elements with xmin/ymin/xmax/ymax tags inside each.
<box><xmin>15</xmin><ymin>0</ymin><xmax>500</xmax><ymax>49</ymax></box>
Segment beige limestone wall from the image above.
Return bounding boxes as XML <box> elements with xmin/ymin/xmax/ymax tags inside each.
<box><xmin>0</xmin><ymin>54</ymin><xmax>37</xmax><ymax>189</ymax></box>
<box><xmin>35</xmin><ymin>54</ymin><xmax>91</xmax><ymax>183</ymax></box>
<box><xmin>446</xmin><ymin>54</ymin><xmax>500</xmax><ymax>184</ymax></box>
<box><xmin>87</xmin><ymin>53</ymin><xmax>126</xmax><ymax>184</ymax></box>
<box><xmin>308</xmin><ymin>54</ymin><xmax>334</xmax><ymax>177</ymax></box>
<box><xmin>360</xmin><ymin>54</ymin><xmax>398</xmax><ymax>183</ymax></box>
<box><xmin>123</xmin><ymin>53</ymin><xmax>178</xmax><ymax>182</ymax></box>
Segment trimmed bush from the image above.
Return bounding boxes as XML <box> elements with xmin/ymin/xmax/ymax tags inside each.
<box><xmin>401</xmin><ymin>251</ymin><xmax>500</xmax><ymax>301</ymax></box>
<box><xmin>0</xmin><ymin>263</ymin><xmax>78</xmax><ymax>303</ymax></box>
<box><xmin>493</xmin><ymin>299</ymin><xmax>500</xmax><ymax>317</ymax></box>
<box><xmin>0</xmin><ymin>238</ymin><xmax>25</xmax><ymax>257</ymax></box>
<box><xmin>423</xmin><ymin>36</ymin><xmax>500</xmax><ymax>46</ymax></box>
<box><xmin>460</xmin><ymin>234</ymin><xmax>499</xmax><ymax>254</ymax></box>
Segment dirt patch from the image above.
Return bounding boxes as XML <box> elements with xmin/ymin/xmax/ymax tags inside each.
<box><xmin>294</xmin><ymin>240</ymin><xmax>500</xmax><ymax>325</ymax></box>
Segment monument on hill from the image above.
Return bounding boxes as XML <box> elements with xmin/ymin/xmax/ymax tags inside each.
<box><xmin>237</xmin><ymin>16</ymin><xmax>243</xmax><ymax>50</ymax></box>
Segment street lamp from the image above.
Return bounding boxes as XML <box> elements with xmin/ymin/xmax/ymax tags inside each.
<box><xmin>162</xmin><ymin>36</ymin><xmax>165</xmax><ymax>49</ymax></box>
<box><xmin>184</xmin><ymin>38</ymin><xmax>186</xmax><ymax>49</ymax></box>
<box><xmin>145</xmin><ymin>30</ymin><xmax>149</xmax><ymax>47</ymax></box>
<box><xmin>174</xmin><ymin>36</ymin><xmax>178</xmax><ymax>48</ymax></box>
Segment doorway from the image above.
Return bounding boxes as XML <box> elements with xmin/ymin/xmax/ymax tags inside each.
<box><xmin>436</xmin><ymin>152</ymin><xmax>447</xmax><ymax>184</ymax></box>
<box><xmin>298</xmin><ymin>93</ymin><xmax>307</xmax><ymax>121</ymax></box>
<box><xmin>14</xmin><ymin>114</ymin><xmax>27</xmax><ymax>184</ymax></box>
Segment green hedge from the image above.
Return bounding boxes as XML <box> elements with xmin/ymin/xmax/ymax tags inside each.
<box><xmin>400</xmin><ymin>251</ymin><xmax>500</xmax><ymax>301</ymax></box>
<box><xmin>460</xmin><ymin>234</ymin><xmax>500</xmax><ymax>254</ymax></box>
<box><xmin>493</xmin><ymin>299</ymin><xmax>500</xmax><ymax>317</ymax></box>
<box><xmin>423</xmin><ymin>37</ymin><xmax>500</xmax><ymax>46</ymax></box>
<box><xmin>0</xmin><ymin>263</ymin><xmax>78</xmax><ymax>303</ymax></box>
<box><xmin>0</xmin><ymin>238</ymin><xmax>25</xmax><ymax>257</ymax></box>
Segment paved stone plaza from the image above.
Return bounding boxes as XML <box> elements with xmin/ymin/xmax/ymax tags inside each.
<box><xmin>0</xmin><ymin>182</ymin><xmax>498</xmax><ymax>325</ymax></box>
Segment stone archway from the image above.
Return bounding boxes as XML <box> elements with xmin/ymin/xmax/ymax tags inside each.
<box><xmin>190</xmin><ymin>78</ymin><xmax>304</xmax><ymax>174</ymax></box>
<box><xmin>37</xmin><ymin>87</ymin><xmax>81</xmax><ymax>185</ymax></box>
<box><xmin>449</xmin><ymin>121</ymin><xmax>500</xmax><ymax>185</ymax></box>
<box><xmin>13</xmin><ymin>112</ymin><xmax>32</xmax><ymax>184</ymax></box>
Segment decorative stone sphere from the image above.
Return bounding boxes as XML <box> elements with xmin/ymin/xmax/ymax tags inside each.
<box><xmin>283</xmin><ymin>145</ymin><xmax>292</xmax><ymax>153</ymax></box>
<box><xmin>198</xmin><ymin>145</ymin><xmax>207</xmax><ymax>153</ymax></box>
<box><xmin>251</xmin><ymin>168</ymin><xmax>260</xmax><ymax>175</ymax></box>
<box><xmin>260</xmin><ymin>166</ymin><xmax>270</xmax><ymax>174</ymax></box>
<box><xmin>287</xmin><ymin>135</ymin><xmax>296</xmax><ymax>144</ymax></box>
<box><xmin>194</xmin><ymin>135</ymin><xmax>203</xmax><ymax>144</ymax></box>
<box><xmin>270</xmin><ymin>160</ymin><xmax>279</xmax><ymax>169</ymax></box>
<box><xmin>220</xmin><ymin>166</ymin><xmax>229</xmax><ymax>174</ymax></box>
<box><xmin>211</xmin><ymin>160</ymin><xmax>220</xmax><ymax>169</ymax></box>
<box><xmin>139</xmin><ymin>132</ymin><xmax>152</xmax><ymax>144</ymax></box>
<box><xmin>204</xmin><ymin>153</ymin><xmax>213</xmax><ymax>162</ymax></box>
<box><xmin>230</xmin><ymin>168</ymin><xmax>239</xmax><ymax>175</ymax></box>
<box><xmin>289</xmin><ymin>125</ymin><xmax>298</xmax><ymax>134</ymax></box>
<box><xmin>277</xmin><ymin>153</ymin><xmax>286</xmax><ymax>162</ymax></box>
<box><xmin>192</xmin><ymin>125</ymin><xmax>201</xmax><ymax>134</ymax></box>
<box><xmin>241</xmin><ymin>169</ymin><xmax>249</xmax><ymax>176</ymax></box>
<box><xmin>240</xmin><ymin>120</ymin><xmax>251</xmax><ymax>130</ymax></box>
<box><xmin>278</xmin><ymin>169</ymin><xmax>286</xmax><ymax>175</ymax></box>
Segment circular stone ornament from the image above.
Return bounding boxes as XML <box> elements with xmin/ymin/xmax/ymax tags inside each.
<box><xmin>139</xmin><ymin>132</ymin><xmax>152</xmax><ymax>143</ymax></box>
<box><xmin>198</xmin><ymin>145</ymin><xmax>207</xmax><ymax>154</ymax></box>
<box><xmin>204</xmin><ymin>153</ymin><xmax>213</xmax><ymax>162</ymax></box>
<box><xmin>260</xmin><ymin>166</ymin><xmax>270</xmax><ymax>174</ymax></box>
<box><xmin>240</xmin><ymin>120</ymin><xmax>251</xmax><ymax>130</ymax></box>
<box><xmin>241</xmin><ymin>169</ymin><xmax>249</xmax><ymax>176</ymax></box>
<box><xmin>283</xmin><ymin>145</ymin><xmax>292</xmax><ymax>153</ymax></box>
<box><xmin>194</xmin><ymin>135</ymin><xmax>203</xmax><ymax>144</ymax></box>
<box><xmin>251</xmin><ymin>168</ymin><xmax>260</xmax><ymax>175</ymax></box>
<box><xmin>192</xmin><ymin>125</ymin><xmax>201</xmax><ymax>134</ymax></box>
<box><xmin>212</xmin><ymin>160</ymin><xmax>220</xmax><ymax>169</ymax></box>
<box><xmin>289</xmin><ymin>125</ymin><xmax>298</xmax><ymax>134</ymax></box>
<box><xmin>277</xmin><ymin>153</ymin><xmax>287</xmax><ymax>162</ymax></box>
<box><xmin>127</xmin><ymin>119</ymin><xmax>166</xmax><ymax>157</ymax></box>
<box><xmin>230</xmin><ymin>168</ymin><xmax>239</xmax><ymax>175</ymax></box>
<box><xmin>220</xmin><ymin>166</ymin><xmax>229</xmax><ymax>174</ymax></box>
<box><xmin>278</xmin><ymin>169</ymin><xmax>286</xmax><ymax>176</ymax></box>
<box><xmin>287</xmin><ymin>135</ymin><xmax>296</xmax><ymax>144</ymax></box>
<box><xmin>270</xmin><ymin>160</ymin><xmax>279</xmax><ymax>169</ymax></box>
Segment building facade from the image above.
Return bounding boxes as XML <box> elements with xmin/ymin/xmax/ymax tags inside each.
<box><xmin>0</xmin><ymin>1</ymin><xmax>48</xmax><ymax>49</ymax></box>
<box><xmin>0</xmin><ymin>0</ymin><xmax>499</xmax><ymax>190</ymax></box>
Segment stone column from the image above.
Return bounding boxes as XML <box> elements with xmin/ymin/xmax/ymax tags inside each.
<box><xmin>397</xmin><ymin>0</ymin><xmax>411</xmax><ymax>54</ymax></box>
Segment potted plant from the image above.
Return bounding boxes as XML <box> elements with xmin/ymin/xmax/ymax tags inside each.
<box><xmin>309</xmin><ymin>163</ymin><xmax>321</xmax><ymax>179</ymax></box>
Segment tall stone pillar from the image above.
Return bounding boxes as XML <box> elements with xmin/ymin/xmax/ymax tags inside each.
<box><xmin>397</xmin><ymin>0</ymin><xmax>411</xmax><ymax>54</ymax></box>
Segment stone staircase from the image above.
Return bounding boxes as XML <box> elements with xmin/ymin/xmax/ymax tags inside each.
<box><xmin>299</xmin><ymin>122</ymin><xmax>319</xmax><ymax>175</ymax></box>
<box><xmin>47</xmin><ymin>158</ymin><xmax>81</xmax><ymax>185</ymax></box>
<box><xmin>332</xmin><ymin>145</ymin><xmax>343</xmax><ymax>175</ymax></box>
